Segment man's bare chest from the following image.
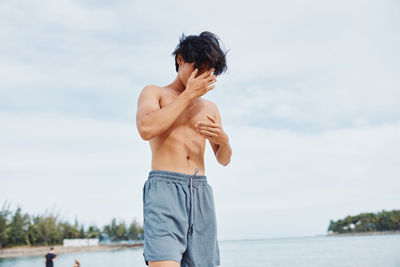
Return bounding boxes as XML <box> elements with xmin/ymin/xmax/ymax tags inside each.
<box><xmin>160</xmin><ymin>93</ymin><xmax>210</xmax><ymax>128</ymax></box>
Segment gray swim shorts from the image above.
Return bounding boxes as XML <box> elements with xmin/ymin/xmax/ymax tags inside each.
<box><xmin>142</xmin><ymin>168</ymin><xmax>220</xmax><ymax>267</ymax></box>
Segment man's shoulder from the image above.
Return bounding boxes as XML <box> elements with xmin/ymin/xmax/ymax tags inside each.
<box><xmin>201</xmin><ymin>98</ymin><xmax>218</xmax><ymax>110</ymax></box>
<box><xmin>141</xmin><ymin>84</ymin><xmax>162</xmax><ymax>93</ymax></box>
<box><xmin>138</xmin><ymin>84</ymin><xmax>163</xmax><ymax>100</ymax></box>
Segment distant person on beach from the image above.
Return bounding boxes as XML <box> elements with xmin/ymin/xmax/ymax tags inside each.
<box><xmin>44</xmin><ymin>247</ymin><xmax>58</xmax><ymax>267</ymax></box>
<box><xmin>73</xmin><ymin>258</ymin><xmax>80</xmax><ymax>267</ymax></box>
<box><xmin>136</xmin><ymin>31</ymin><xmax>232</xmax><ymax>266</ymax></box>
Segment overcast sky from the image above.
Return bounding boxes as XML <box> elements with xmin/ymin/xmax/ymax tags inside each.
<box><xmin>1</xmin><ymin>0</ymin><xmax>399</xmax><ymax>241</ymax></box>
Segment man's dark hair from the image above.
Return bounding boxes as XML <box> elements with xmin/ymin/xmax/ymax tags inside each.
<box><xmin>172</xmin><ymin>31</ymin><xmax>228</xmax><ymax>76</ymax></box>
<box><xmin>50</xmin><ymin>247</ymin><xmax>54</xmax><ymax>251</ymax></box>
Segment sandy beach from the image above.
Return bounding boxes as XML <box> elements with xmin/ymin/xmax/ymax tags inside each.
<box><xmin>0</xmin><ymin>242</ymin><xmax>144</xmax><ymax>259</ymax></box>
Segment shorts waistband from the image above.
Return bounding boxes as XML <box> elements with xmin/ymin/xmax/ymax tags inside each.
<box><xmin>148</xmin><ymin>169</ymin><xmax>207</xmax><ymax>184</ymax></box>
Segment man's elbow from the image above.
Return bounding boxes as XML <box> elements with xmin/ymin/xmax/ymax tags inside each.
<box><xmin>138</xmin><ymin>129</ymin><xmax>153</xmax><ymax>141</ymax></box>
<box><xmin>137</xmin><ymin>120</ymin><xmax>154</xmax><ymax>141</ymax></box>
<box><xmin>219</xmin><ymin>159</ymin><xmax>231</xmax><ymax>166</ymax></box>
<box><xmin>137</xmin><ymin>121</ymin><xmax>154</xmax><ymax>140</ymax></box>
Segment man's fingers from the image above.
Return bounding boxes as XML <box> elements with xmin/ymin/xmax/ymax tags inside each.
<box><xmin>199</xmin><ymin>124</ymin><xmax>218</xmax><ymax>130</ymax></box>
<box><xmin>196</xmin><ymin>121</ymin><xmax>218</xmax><ymax>128</ymax></box>
<box><xmin>199</xmin><ymin>126</ymin><xmax>219</xmax><ymax>133</ymax></box>
<box><xmin>207</xmin><ymin>68</ymin><xmax>216</xmax><ymax>77</ymax></box>
<box><xmin>199</xmin><ymin>67</ymin><xmax>215</xmax><ymax>79</ymax></box>
<box><xmin>206</xmin><ymin>77</ymin><xmax>216</xmax><ymax>85</ymax></box>
<box><xmin>206</xmin><ymin>85</ymin><xmax>216</xmax><ymax>93</ymax></box>
<box><xmin>204</xmin><ymin>67</ymin><xmax>215</xmax><ymax>76</ymax></box>
<box><xmin>207</xmin><ymin>79</ymin><xmax>216</xmax><ymax>86</ymax></box>
<box><xmin>200</xmin><ymin>129</ymin><xmax>218</xmax><ymax>137</ymax></box>
<box><xmin>207</xmin><ymin>114</ymin><xmax>216</xmax><ymax>123</ymax></box>
<box><xmin>199</xmin><ymin>71</ymin><xmax>210</xmax><ymax>79</ymax></box>
<box><xmin>190</xmin><ymin>68</ymin><xmax>198</xmax><ymax>79</ymax></box>
<box><xmin>199</xmin><ymin>132</ymin><xmax>212</xmax><ymax>140</ymax></box>
<box><xmin>206</xmin><ymin>74</ymin><xmax>217</xmax><ymax>82</ymax></box>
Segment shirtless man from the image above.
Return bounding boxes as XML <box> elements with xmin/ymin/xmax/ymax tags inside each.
<box><xmin>136</xmin><ymin>31</ymin><xmax>232</xmax><ymax>267</ymax></box>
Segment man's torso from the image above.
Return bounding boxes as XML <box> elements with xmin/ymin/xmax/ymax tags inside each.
<box><xmin>149</xmin><ymin>86</ymin><xmax>216</xmax><ymax>176</ymax></box>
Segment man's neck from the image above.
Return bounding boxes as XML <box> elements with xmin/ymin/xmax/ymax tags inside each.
<box><xmin>165</xmin><ymin>76</ymin><xmax>185</xmax><ymax>93</ymax></box>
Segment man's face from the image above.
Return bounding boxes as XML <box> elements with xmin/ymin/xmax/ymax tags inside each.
<box><xmin>177</xmin><ymin>55</ymin><xmax>211</xmax><ymax>87</ymax></box>
<box><xmin>178</xmin><ymin>61</ymin><xmax>195</xmax><ymax>87</ymax></box>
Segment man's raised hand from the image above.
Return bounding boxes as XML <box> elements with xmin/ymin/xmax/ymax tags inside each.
<box><xmin>195</xmin><ymin>114</ymin><xmax>228</xmax><ymax>145</ymax></box>
<box><xmin>185</xmin><ymin>67</ymin><xmax>217</xmax><ymax>99</ymax></box>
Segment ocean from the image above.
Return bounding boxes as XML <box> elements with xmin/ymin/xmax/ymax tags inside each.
<box><xmin>1</xmin><ymin>234</ymin><xmax>399</xmax><ymax>267</ymax></box>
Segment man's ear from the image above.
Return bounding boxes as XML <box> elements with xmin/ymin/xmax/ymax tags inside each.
<box><xmin>177</xmin><ymin>53</ymin><xmax>183</xmax><ymax>65</ymax></box>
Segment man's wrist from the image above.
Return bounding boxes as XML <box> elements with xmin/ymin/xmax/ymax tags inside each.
<box><xmin>180</xmin><ymin>90</ymin><xmax>195</xmax><ymax>103</ymax></box>
<box><xmin>219</xmin><ymin>133</ymin><xmax>229</xmax><ymax>145</ymax></box>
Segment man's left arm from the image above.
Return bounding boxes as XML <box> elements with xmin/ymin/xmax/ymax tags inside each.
<box><xmin>195</xmin><ymin>103</ymin><xmax>232</xmax><ymax>166</ymax></box>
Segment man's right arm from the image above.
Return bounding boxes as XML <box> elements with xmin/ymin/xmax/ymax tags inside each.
<box><xmin>136</xmin><ymin>85</ymin><xmax>193</xmax><ymax>140</ymax></box>
<box><xmin>136</xmin><ymin>68</ymin><xmax>216</xmax><ymax>140</ymax></box>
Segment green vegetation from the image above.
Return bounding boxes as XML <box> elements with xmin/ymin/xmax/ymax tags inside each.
<box><xmin>328</xmin><ymin>209</ymin><xmax>400</xmax><ymax>234</ymax></box>
<box><xmin>0</xmin><ymin>201</ymin><xmax>144</xmax><ymax>248</ymax></box>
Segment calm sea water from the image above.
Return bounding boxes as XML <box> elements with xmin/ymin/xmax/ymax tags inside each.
<box><xmin>1</xmin><ymin>234</ymin><xmax>399</xmax><ymax>267</ymax></box>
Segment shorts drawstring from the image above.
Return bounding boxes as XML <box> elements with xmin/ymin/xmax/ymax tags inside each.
<box><xmin>189</xmin><ymin>167</ymin><xmax>200</xmax><ymax>235</ymax></box>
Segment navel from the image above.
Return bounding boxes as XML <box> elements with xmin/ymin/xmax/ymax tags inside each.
<box><xmin>186</xmin><ymin>155</ymin><xmax>190</xmax><ymax>160</ymax></box>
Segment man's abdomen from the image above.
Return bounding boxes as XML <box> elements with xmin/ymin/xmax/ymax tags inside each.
<box><xmin>150</xmin><ymin>140</ymin><xmax>206</xmax><ymax>176</ymax></box>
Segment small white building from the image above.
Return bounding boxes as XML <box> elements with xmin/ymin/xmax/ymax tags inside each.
<box><xmin>63</xmin><ymin>238</ymin><xmax>99</xmax><ymax>247</ymax></box>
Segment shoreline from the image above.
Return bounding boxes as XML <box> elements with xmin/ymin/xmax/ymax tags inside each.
<box><xmin>2</xmin><ymin>232</ymin><xmax>400</xmax><ymax>258</ymax></box>
<box><xmin>0</xmin><ymin>242</ymin><xmax>144</xmax><ymax>259</ymax></box>
<box><xmin>327</xmin><ymin>230</ymin><xmax>400</xmax><ymax>237</ymax></box>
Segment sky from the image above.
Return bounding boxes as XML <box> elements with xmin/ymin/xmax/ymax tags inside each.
<box><xmin>1</xmin><ymin>0</ymin><xmax>399</xmax><ymax>241</ymax></box>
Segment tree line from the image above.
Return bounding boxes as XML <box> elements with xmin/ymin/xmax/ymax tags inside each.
<box><xmin>328</xmin><ymin>209</ymin><xmax>400</xmax><ymax>233</ymax></box>
<box><xmin>0</xmin><ymin>202</ymin><xmax>144</xmax><ymax>248</ymax></box>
